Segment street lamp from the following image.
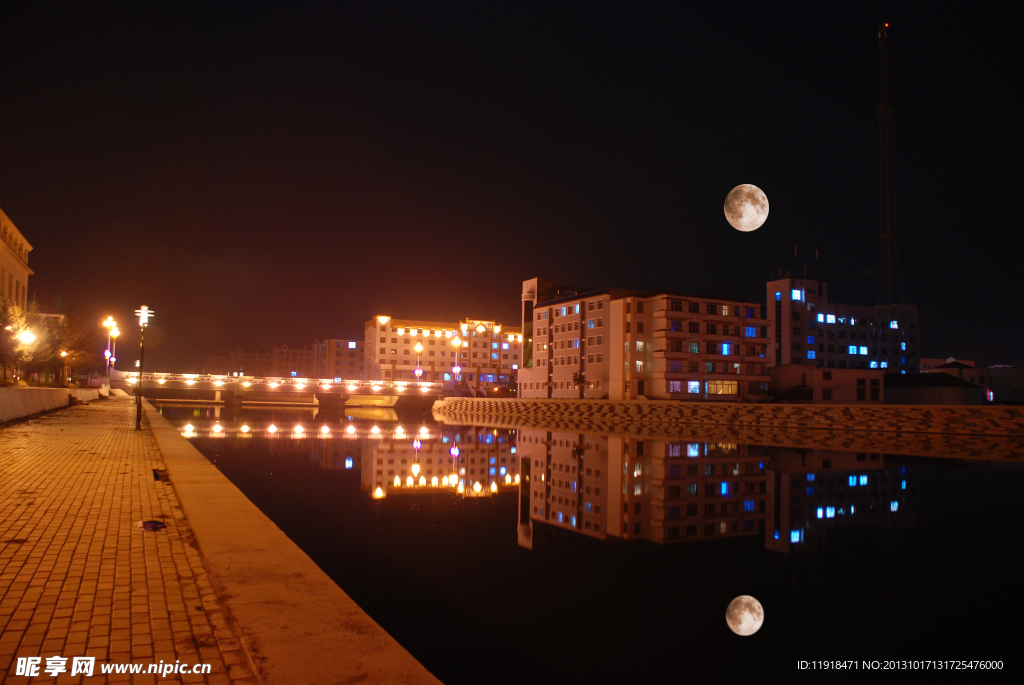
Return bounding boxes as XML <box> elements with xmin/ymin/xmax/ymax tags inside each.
<box><xmin>414</xmin><ymin>342</ymin><xmax>423</xmax><ymax>381</ymax></box>
<box><xmin>134</xmin><ymin>306</ymin><xmax>154</xmax><ymax>430</ymax></box>
<box><xmin>103</xmin><ymin>317</ymin><xmax>116</xmax><ymax>378</ymax></box>
<box><xmin>60</xmin><ymin>350</ymin><xmax>68</xmax><ymax>386</ymax></box>
<box><xmin>110</xmin><ymin>327</ymin><xmax>119</xmax><ymax>376</ymax></box>
<box><xmin>450</xmin><ymin>335</ymin><xmax>462</xmax><ymax>390</ymax></box>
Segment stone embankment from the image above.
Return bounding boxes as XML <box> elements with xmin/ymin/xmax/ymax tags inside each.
<box><xmin>0</xmin><ymin>387</ymin><xmax>70</xmax><ymax>423</ymax></box>
<box><xmin>432</xmin><ymin>398</ymin><xmax>1024</xmax><ymax>437</ymax></box>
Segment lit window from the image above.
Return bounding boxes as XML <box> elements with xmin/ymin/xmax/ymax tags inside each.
<box><xmin>687</xmin><ymin>443</ymin><xmax>700</xmax><ymax>457</ymax></box>
<box><xmin>746</xmin><ymin>326</ymin><xmax>757</xmax><ymax>337</ymax></box>
<box><xmin>806</xmin><ymin>487</ymin><xmax>814</xmax><ymax>496</ymax></box>
<box><xmin>848</xmin><ymin>475</ymin><xmax>857</xmax><ymax>487</ymax></box>
<box><xmin>826</xmin><ymin>506</ymin><xmax>835</xmax><ymax>518</ymax></box>
<box><xmin>816</xmin><ymin>507</ymin><xmax>824</xmax><ymax>519</ymax></box>
<box><xmin>721</xmin><ymin>343</ymin><xmax>730</xmax><ymax>355</ymax></box>
<box><xmin>502</xmin><ymin>343</ymin><xmax>509</xmax><ymax>349</ymax></box>
<box><xmin>859</xmin><ymin>346</ymin><xmax>868</xmax><ymax>355</ymax></box>
<box><xmin>817</xmin><ymin>314</ymin><xmax>824</xmax><ymax>323</ymax></box>
<box><xmin>775</xmin><ymin>292</ymin><xmax>781</xmax><ymax>301</ymax></box>
<box><xmin>848</xmin><ymin>345</ymin><xmax>857</xmax><ymax>354</ymax></box>
<box><xmin>901</xmin><ymin>342</ymin><xmax>906</xmax><ymax>350</ymax></box>
<box><xmin>743</xmin><ymin>500</ymin><xmax>755</xmax><ymax>511</ymax></box>
<box><xmin>851</xmin><ymin>318</ymin><xmax>856</xmax><ymax>325</ymax></box>
<box><xmin>869</xmin><ymin>361</ymin><xmax>878</xmax><ymax>369</ymax></box>
<box><xmin>557</xmin><ymin>512</ymin><xmax>564</xmax><ymax>523</ymax></box>
<box><xmin>807</xmin><ymin>336</ymin><xmax>815</xmax><ymax>344</ymax></box>
<box><xmin>585</xmin><ymin>502</ymin><xmax>592</xmax><ymax>512</ymax></box>
<box><xmin>890</xmin><ymin>501</ymin><xmax>898</xmax><ymax>512</ymax></box>
<box><xmin>687</xmin><ymin>381</ymin><xmax>700</xmax><ymax>394</ymax></box>
<box><xmin>826</xmin><ymin>315</ymin><xmax>836</xmax><ymax>324</ymax></box>
<box><xmin>859</xmin><ymin>475</ymin><xmax>868</xmax><ymax>486</ymax></box>
<box><xmin>499</xmin><ymin>466</ymin><xmax>506</xmax><ymax>476</ymax></box>
<box><xmin>889</xmin><ymin>320</ymin><xmax>898</xmax><ymax>329</ymax></box>
<box><xmin>791</xmin><ymin>289</ymin><xmax>802</xmax><ymax>301</ymax></box>
<box><xmin>807</xmin><ymin>351</ymin><xmax>816</xmax><ymax>359</ymax></box>
<box><xmin>348</xmin><ymin>342</ymin><xmax>357</xmax><ymax>349</ymax></box>
<box><xmin>880</xmin><ymin>361</ymin><xmax>888</xmax><ymax>369</ymax></box>
<box><xmin>720</xmin><ymin>482</ymin><xmax>728</xmax><ymax>495</ymax></box>
<box><xmin>345</xmin><ymin>457</ymin><xmax>353</xmax><ymax>469</ymax></box>
<box><xmin>901</xmin><ymin>479</ymin><xmax>906</xmax><ymax>490</ymax></box>
<box><xmin>571</xmin><ymin>516</ymin><xmax>577</xmax><ymax>526</ymax></box>
<box><xmin>790</xmin><ymin>530</ymin><xmax>802</xmax><ymax>543</ymax></box>
<box><xmin>774</xmin><ymin>530</ymin><xmax>780</xmax><ymax>540</ymax></box>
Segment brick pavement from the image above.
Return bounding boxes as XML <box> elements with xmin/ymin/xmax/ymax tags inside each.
<box><xmin>0</xmin><ymin>397</ymin><xmax>257</xmax><ymax>684</ymax></box>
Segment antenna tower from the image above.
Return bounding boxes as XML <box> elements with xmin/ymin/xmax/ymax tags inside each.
<box><xmin>872</xmin><ymin>23</ymin><xmax>907</xmax><ymax>373</ymax></box>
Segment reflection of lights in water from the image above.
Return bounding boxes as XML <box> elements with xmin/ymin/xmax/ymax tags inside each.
<box><xmin>505</xmin><ymin>474</ymin><xmax>512</xmax><ymax>484</ymax></box>
<box><xmin>185</xmin><ymin>380</ymin><xmax>195</xmax><ymax>385</ymax></box>
<box><xmin>242</xmin><ymin>382</ymin><xmax>251</xmax><ymax>387</ymax></box>
<box><xmin>473</xmin><ymin>481</ymin><xmax>482</xmax><ymax>493</ymax></box>
<box><xmin>394</xmin><ymin>475</ymin><xmax>401</xmax><ymax>486</ymax></box>
<box><xmin>514</xmin><ymin>474</ymin><xmax>520</xmax><ymax>484</ymax></box>
<box><xmin>396</xmin><ymin>426</ymin><xmax>404</xmax><ymax>436</ymax></box>
<box><xmin>184</xmin><ymin>424</ymin><xmax>194</xmax><ymax>432</ymax></box>
<box><xmin>457</xmin><ymin>481</ymin><xmax>465</xmax><ymax>493</ymax></box>
<box><xmin>371</xmin><ymin>425</ymin><xmax>380</xmax><ymax>435</ymax></box>
<box><xmin>347</xmin><ymin>384</ymin><xmax>357</xmax><ymax>391</ymax></box>
<box><xmin>346</xmin><ymin>425</ymin><xmax>355</xmax><ymax>434</ymax></box>
<box><xmin>373</xmin><ymin>487</ymin><xmax>385</xmax><ymax>499</ymax></box>
<box><xmin>157</xmin><ymin>379</ymin><xmax>166</xmax><ymax>384</ymax></box>
<box><xmin>240</xmin><ymin>425</ymin><xmax>250</xmax><ymax>433</ymax></box>
<box><xmin>451</xmin><ymin>474</ymin><xmax>459</xmax><ymax>486</ymax></box>
<box><xmin>320</xmin><ymin>425</ymin><xmax>330</xmax><ymax>435</ymax></box>
<box><xmin>269</xmin><ymin>382</ymin><xmax>279</xmax><ymax>388</ymax></box>
<box><xmin>372</xmin><ymin>385</ymin><xmax>381</xmax><ymax>392</ymax></box>
<box><xmin>295</xmin><ymin>383</ymin><xmax>306</xmax><ymax>390</ymax></box>
<box><xmin>214</xmin><ymin>381</ymin><xmax>223</xmax><ymax>386</ymax></box>
<box><xmin>268</xmin><ymin>424</ymin><xmax>277</xmax><ymax>434</ymax></box>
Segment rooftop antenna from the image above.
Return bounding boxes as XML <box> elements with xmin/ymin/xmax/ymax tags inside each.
<box><xmin>872</xmin><ymin>22</ymin><xmax>908</xmax><ymax>373</ymax></box>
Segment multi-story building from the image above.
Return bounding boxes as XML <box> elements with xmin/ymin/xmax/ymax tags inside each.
<box><xmin>228</xmin><ymin>349</ymin><xmax>273</xmax><ymax>376</ymax></box>
<box><xmin>516</xmin><ymin>428</ymin><xmax>769</xmax><ymax>547</ymax></box>
<box><xmin>766</xmin><ymin>276</ymin><xmax>920</xmax><ymax>373</ymax></box>
<box><xmin>0</xmin><ymin>206</ymin><xmax>32</xmax><ymax>309</ymax></box>
<box><xmin>314</xmin><ymin>339</ymin><xmax>365</xmax><ymax>380</ymax></box>
<box><xmin>364</xmin><ymin>316</ymin><xmax>522</xmax><ymax>391</ymax></box>
<box><xmin>519</xmin><ymin>278</ymin><xmax>771</xmax><ymax>401</ymax></box>
<box><xmin>271</xmin><ymin>344</ymin><xmax>316</xmax><ymax>378</ymax></box>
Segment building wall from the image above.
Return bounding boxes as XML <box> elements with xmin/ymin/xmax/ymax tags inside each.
<box><xmin>228</xmin><ymin>349</ymin><xmax>272</xmax><ymax>376</ymax></box>
<box><xmin>0</xmin><ymin>206</ymin><xmax>33</xmax><ymax>309</ymax></box>
<box><xmin>271</xmin><ymin>344</ymin><xmax>316</xmax><ymax>378</ymax></box>
<box><xmin>767</xmin><ymin>277</ymin><xmax>920</xmax><ymax>373</ymax></box>
<box><xmin>770</xmin><ymin>365</ymin><xmax>885</xmax><ymax>403</ymax></box>
<box><xmin>364</xmin><ymin>316</ymin><xmax>522</xmax><ymax>390</ymax></box>
<box><xmin>519</xmin><ymin>279</ymin><xmax>771</xmax><ymax>401</ymax></box>
<box><xmin>315</xmin><ymin>339</ymin><xmax>365</xmax><ymax>380</ymax></box>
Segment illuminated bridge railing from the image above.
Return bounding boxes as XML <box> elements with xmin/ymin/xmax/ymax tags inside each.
<box><xmin>129</xmin><ymin>373</ymin><xmax>440</xmax><ymax>392</ymax></box>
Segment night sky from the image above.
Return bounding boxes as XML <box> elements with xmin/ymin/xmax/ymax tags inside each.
<box><xmin>1</xmin><ymin>3</ymin><xmax>1019</xmax><ymax>371</ymax></box>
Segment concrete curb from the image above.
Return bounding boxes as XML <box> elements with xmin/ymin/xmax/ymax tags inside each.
<box><xmin>144</xmin><ymin>400</ymin><xmax>442</xmax><ymax>685</ymax></box>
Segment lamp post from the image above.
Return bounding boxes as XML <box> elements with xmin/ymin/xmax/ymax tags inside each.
<box><xmin>103</xmin><ymin>317</ymin><xmax>116</xmax><ymax>378</ymax></box>
<box><xmin>450</xmin><ymin>333</ymin><xmax>462</xmax><ymax>392</ymax></box>
<box><xmin>134</xmin><ymin>306</ymin><xmax>154</xmax><ymax>430</ymax></box>
<box><xmin>59</xmin><ymin>350</ymin><xmax>68</xmax><ymax>386</ymax></box>
<box><xmin>414</xmin><ymin>342</ymin><xmax>423</xmax><ymax>383</ymax></box>
<box><xmin>15</xmin><ymin>330</ymin><xmax>35</xmax><ymax>383</ymax></box>
<box><xmin>110</xmin><ymin>327</ymin><xmax>119</xmax><ymax>377</ymax></box>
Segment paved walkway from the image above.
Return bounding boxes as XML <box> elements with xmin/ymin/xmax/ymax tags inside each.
<box><xmin>0</xmin><ymin>397</ymin><xmax>256</xmax><ymax>684</ymax></box>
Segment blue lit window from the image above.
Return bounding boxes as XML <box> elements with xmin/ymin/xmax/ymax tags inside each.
<box><xmin>890</xmin><ymin>501</ymin><xmax>898</xmax><ymax>512</ymax></box>
<box><xmin>348</xmin><ymin>341</ymin><xmax>357</xmax><ymax>349</ymax></box>
<box><xmin>291</xmin><ymin>371</ymin><xmax>298</xmax><ymax>377</ymax></box>
<box><xmin>571</xmin><ymin>516</ymin><xmax>577</xmax><ymax>526</ymax></box>
<box><xmin>489</xmin><ymin>467</ymin><xmax>496</xmax><ymax>475</ymax></box>
<box><xmin>722</xmin><ymin>343</ymin><xmax>731</xmax><ymax>355</ymax></box>
<box><xmin>869</xmin><ymin>361</ymin><xmax>879</xmax><ymax>369</ymax></box>
<box><xmin>900</xmin><ymin>466</ymin><xmax>905</xmax><ymax>474</ymax></box>
<box><xmin>848</xmin><ymin>475</ymin><xmax>857</xmax><ymax>487</ymax></box>
<box><xmin>489</xmin><ymin>457</ymin><xmax>496</xmax><ymax>464</ymax></box>
<box><xmin>848</xmin><ymin>345</ymin><xmax>857</xmax><ymax>354</ymax></box>
<box><xmin>344</xmin><ymin>457</ymin><xmax>353</xmax><ymax>469</ymax></box>
<box><xmin>720</xmin><ymin>482</ymin><xmax>729</xmax><ymax>495</ymax></box>
<box><xmin>816</xmin><ymin>507</ymin><xmax>824</xmax><ymax>519</ymax></box>
<box><xmin>499</xmin><ymin>466</ymin><xmax>506</xmax><ymax>476</ymax></box>
<box><xmin>444</xmin><ymin>373</ymin><xmax>451</xmax><ymax>381</ymax></box>
<box><xmin>585</xmin><ymin>502</ymin><xmax>592</xmax><ymax>512</ymax></box>
<box><xmin>502</xmin><ymin>343</ymin><xmax>509</xmax><ymax>349</ymax></box>
<box><xmin>826</xmin><ymin>506</ymin><xmax>835</xmax><ymax>518</ymax></box>
<box><xmin>775</xmin><ymin>292</ymin><xmax>782</xmax><ymax>301</ymax></box>
<box><xmin>774</xmin><ymin>530</ymin><xmax>780</xmax><ymax>540</ymax></box>
<box><xmin>859</xmin><ymin>475</ymin><xmax>868</xmax><ymax>486</ymax></box>
<box><xmin>588</xmin><ymin>319</ymin><xmax>595</xmax><ymax>329</ymax></box>
<box><xmin>744</xmin><ymin>500</ymin><xmax>755</xmax><ymax>511</ymax></box>
<box><xmin>442</xmin><ymin>436</ymin><xmax>449</xmax><ymax>443</ymax></box>
<box><xmin>901</xmin><ymin>369</ymin><xmax>906</xmax><ymax>374</ymax></box>
<box><xmin>901</xmin><ymin>479</ymin><xmax>906</xmax><ymax>489</ymax></box>
<box><xmin>512</xmin><ymin>364</ymin><xmax>518</xmax><ymax>370</ymax></box>
<box><xmin>889</xmin><ymin>320</ymin><xmax>898</xmax><ymax>329</ymax></box>
<box><xmin>557</xmin><ymin>512</ymin><xmax>563</xmax><ymax>523</ymax></box>
<box><xmin>334</xmin><ymin>377</ymin><xmax>342</xmax><ymax>383</ymax></box>
<box><xmin>746</xmin><ymin>326</ymin><xmax>757</xmax><ymax>337</ymax></box>
<box><xmin>510</xmin><ymin>447</ymin><xmax>516</xmax><ymax>454</ymax></box>
<box><xmin>859</xmin><ymin>346</ymin><xmax>868</xmax><ymax>355</ymax></box>
<box><xmin>790</xmin><ymin>530</ymin><xmax>802</xmax><ymax>543</ymax></box>
<box><xmin>758</xmin><ymin>462</ymin><xmax>764</xmax><ymax>469</ymax></box>
<box><xmin>807</xmin><ymin>473</ymin><xmax>815</xmax><ymax>481</ymax></box>
<box><xmin>880</xmin><ymin>361</ymin><xmax>888</xmax><ymax>368</ymax></box>
<box><xmin>807</xmin><ymin>487</ymin><xmax>814</xmax><ymax>496</ymax></box>
<box><xmin>807</xmin><ymin>336</ymin><xmax>815</xmax><ymax>344</ymax></box>
<box><xmin>901</xmin><ymin>342</ymin><xmax>906</xmax><ymax>350</ymax></box>
<box><xmin>838</xmin><ymin>316</ymin><xmax>846</xmax><ymax>324</ymax></box>
<box><xmin>817</xmin><ymin>313</ymin><xmax>825</xmax><ymax>322</ymax></box>
<box><xmin>807</xmin><ymin>351</ymin><xmax>816</xmax><ymax>360</ymax></box>
<box><xmin>791</xmin><ymin>289</ymin><xmax>802</xmax><ymax>301</ymax></box>
<box><xmin>687</xmin><ymin>443</ymin><xmax>700</xmax><ymax>457</ymax></box>
<box><xmin>491</xmin><ymin>342</ymin><xmax>498</xmax><ymax>349</ymax></box>
<box><xmin>687</xmin><ymin>381</ymin><xmax>700</xmax><ymax>394</ymax></box>
<box><xmin>571</xmin><ymin>482</ymin><xmax>578</xmax><ymax>492</ymax></box>
<box><xmin>826</xmin><ymin>314</ymin><xmax>836</xmax><ymax>324</ymax></box>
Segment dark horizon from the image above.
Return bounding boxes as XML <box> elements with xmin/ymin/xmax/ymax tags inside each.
<box><xmin>1</xmin><ymin>2</ymin><xmax>1019</xmax><ymax>370</ymax></box>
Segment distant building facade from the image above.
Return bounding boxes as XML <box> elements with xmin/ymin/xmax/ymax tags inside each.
<box><xmin>314</xmin><ymin>339</ymin><xmax>366</xmax><ymax>380</ymax></box>
<box><xmin>365</xmin><ymin>316</ymin><xmax>522</xmax><ymax>391</ymax></box>
<box><xmin>920</xmin><ymin>357</ymin><xmax>974</xmax><ymax>372</ymax></box>
<box><xmin>766</xmin><ymin>276</ymin><xmax>920</xmax><ymax>373</ymax></box>
<box><xmin>769</xmin><ymin>366</ymin><xmax>885</xmax><ymax>403</ymax></box>
<box><xmin>0</xmin><ymin>206</ymin><xmax>32</xmax><ymax>308</ymax></box>
<box><xmin>519</xmin><ymin>278</ymin><xmax>771</xmax><ymax>401</ymax></box>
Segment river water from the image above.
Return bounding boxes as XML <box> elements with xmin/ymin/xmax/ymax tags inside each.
<box><xmin>154</xmin><ymin>402</ymin><xmax>1021</xmax><ymax>682</ymax></box>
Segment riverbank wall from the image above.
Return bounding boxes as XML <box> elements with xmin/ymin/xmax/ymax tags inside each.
<box><xmin>0</xmin><ymin>387</ymin><xmax>70</xmax><ymax>423</ymax></box>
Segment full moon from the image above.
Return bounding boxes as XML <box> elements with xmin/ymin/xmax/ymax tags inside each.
<box><xmin>724</xmin><ymin>184</ymin><xmax>769</xmax><ymax>232</ymax></box>
<box><xmin>726</xmin><ymin>595</ymin><xmax>764</xmax><ymax>636</ymax></box>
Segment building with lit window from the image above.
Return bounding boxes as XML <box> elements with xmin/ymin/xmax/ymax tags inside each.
<box><xmin>767</xmin><ymin>276</ymin><xmax>919</xmax><ymax>373</ymax></box>
<box><xmin>314</xmin><ymin>339</ymin><xmax>365</xmax><ymax>380</ymax></box>
<box><xmin>0</xmin><ymin>205</ymin><xmax>32</xmax><ymax>309</ymax></box>
<box><xmin>365</xmin><ymin>316</ymin><xmax>523</xmax><ymax>391</ymax></box>
<box><xmin>519</xmin><ymin>278</ymin><xmax>771</xmax><ymax>401</ymax></box>
<box><xmin>516</xmin><ymin>428</ymin><xmax>769</xmax><ymax>547</ymax></box>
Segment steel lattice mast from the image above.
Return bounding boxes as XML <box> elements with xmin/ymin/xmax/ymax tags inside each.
<box><xmin>872</xmin><ymin>22</ymin><xmax>906</xmax><ymax>373</ymax></box>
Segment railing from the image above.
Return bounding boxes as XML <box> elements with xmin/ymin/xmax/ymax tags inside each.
<box><xmin>127</xmin><ymin>372</ymin><xmax>440</xmax><ymax>392</ymax></box>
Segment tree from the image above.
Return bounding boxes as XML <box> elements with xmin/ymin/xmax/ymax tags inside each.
<box><xmin>25</xmin><ymin>309</ymin><xmax>100</xmax><ymax>385</ymax></box>
<box><xmin>572</xmin><ymin>370</ymin><xmax>587</xmax><ymax>399</ymax></box>
<box><xmin>0</xmin><ymin>296</ymin><xmax>36</xmax><ymax>384</ymax></box>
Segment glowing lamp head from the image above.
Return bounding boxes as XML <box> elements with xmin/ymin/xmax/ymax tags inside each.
<box><xmin>414</xmin><ymin>368</ymin><xmax>423</xmax><ymax>377</ymax></box>
<box><xmin>442</xmin><ymin>476</ymin><xmax>449</xmax><ymax>486</ymax></box>
<box><xmin>508</xmin><ymin>333</ymin><xmax>515</xmax><ymax>342</ymax></box>
<box><xmin>374</xmin><ymin>486</ymin><xmax>385</xmax><ymax>499</ymax></box>
<box><xmin>15</xmin><ymin>330</ymin><xmax>34</xmax><ymax>344</ymax></box>
<box><xmin>431</xmin><ymin>476</ymin><xmax>438</xmax><ymax>486</ymax></box>
<box><xmin>347</xmin><ymin>384</ymin><xmax>357</xmax><ymax>391</ymax></box>
<box><xmin>294</xmin><ymin>425</ymin><xmax>304</xmax><ymax>434</ymax></box>
<box><xmin>419</xmin><ymin>476</ymin><xmax>426</xmax><ymax>486</ymax></box>
<box><xmin>452</xmin><ymin>366</ymin><xmax>461</xmax><ymax>374</ymax></box>
<box><xmin>378</xmin><ymin>316</ymin><xmax>390</xmax><ymax>325</ymax></box>
<box><xmin>517</xmin><ymin>334</ymin><xmax>523</xmax><ymax>342</ymax></box>
<box><xmin>413</xmin><ymin>439</ymin><xmax>421</xmax><ymax>450</ymax></box>
<box><xmin>394</xmin><ymin>475</ymin><xmax>401</xmax><ymax>486</ymax></box>
<box><xmin>395</xmin><ymin>426</ymin><xmax>404</xmax><ymax>436</ymax></box>
<box><xmin>411</xmin><ymin>463</ymin><xmax>420</xmax><ymax>476</ymax></box>
<box><xmin>268</xmin><ymin>424</ymin><xmax>277</xmax><ymax>433</ymax></box>
<box><xmin>494</xmin><ymin>325</ymin><xmax>501</xmax><ymax>333</ymax></box>
<box><xmin>473</xmin><ymin>481</ymin><xmax>483</xmax><ymax>493</ymax></box>
<box><xmin>242</xmin><ymin>382</ymin><xmax>251</xmax><ymax>387</ymax></box>
<box><xmin>104</xmin><ymin>350</ymin><xmax>111</xmax><ymax>359</ymax></box>
<box><xmin>461</xmin><ymin>323</ymin><xmax>468</xmax><ymax>332</ymax></box>
<box><xmin>214</xmin><ymin>380</ymin><xmax>223</xmax><ymax>386</ymax></box>
<box><xmin>184</xmin><ymin>424</ymin><xmax>194</xmax><ymax>432</ymax></box>
<box><xmin>321</xmin><ymin>425</ymin><xmax>330</xmax><ymax>435</ymax></box>
<box><xmin>406</xmin><ymin>476</ymin><xmax>414</xmax><ymax>487</ymax></box>
<box><xmin>450</xmin><ymin>446</ymin><xmax>460</xmax><ymax>457</ymax></box>
<box><xmin>103</xmin><ymin>316</ymin><xmax>115</xmax><ymax>328</ymax></box>
<box><xmin>451</xmin><ymin>474</ymin><xmax>459</xmax><ymax>487</ymax></box>
<box><xmin>514</xmin><ymin>474</ymin><xmax>520</xmax><ymax>484</ymax></box>
<box><xmin>490</xmin><ymin>481</ymin><xmax>498</xmax><ymax>493</ymax></box>
<box><xmin>457</xmin><ymin>481</ymin><xmax>465</xmax><ymax>493</ymax></box>
<box><xmin>346</xmin><ymin>424</ymin><xmax>356</xmax><ymax>434</ymax></box>
<box><xmin>371</xmin><ymin>425</ymin><xmax>380</xmax><ymax>435</ymax></box>
<box><xmin>476</xmin><ymin>325</ymin><xmax>485</xmax><ymax>333</ymax></box>
<box><xmin>111</xmin><ymin>327</ymin><xmax>119</xmax><ymax>338</ymax></box>
<box><xmin>240</xmin><ymin>425</ymin><xmax>250</xmax><ymax>433</ymax></box>
<box><xmin>212</xmin><ymin>424</ymin><xmax>223</xmax><ymax>433</ymax></box>
<box><xmin>451</xmin><ymin>337</ymin><xmax>461</xmax><ymax>347</ymax></box>
<box><xmin>414</xmin><ymin>342</ymin><xmax>423</xmax><ymax>353</ymax></box>
<box><xmin>269</xmin><ymin>382</ymin><xmax>279</xmax><ymax>388</ymax></box>
<box><xmin>505</xmin><ymin>473</ymin><xmax>512</xmax><ymax>484</ymax></box>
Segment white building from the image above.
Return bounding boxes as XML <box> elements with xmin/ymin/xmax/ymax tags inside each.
<box><xmin>0</xmin><ymin>206</ymin><xmax>32</xmax><ymax>308</ymax></box>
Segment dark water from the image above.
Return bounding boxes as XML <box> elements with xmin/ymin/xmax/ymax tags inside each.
<box><xmin>156</xmin><ymin>403</ymin><xmax>1021</xmax><ymax>682</ymax></box>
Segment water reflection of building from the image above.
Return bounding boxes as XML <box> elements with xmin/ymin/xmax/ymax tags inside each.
<box><xmin>517</xmin><ymin>428</ymin><xmax>770</xmax><ymax>547</ymax></box>
<box><xmin>361</xmin><ymin>426</ymin><xmax>520</xmax><ymax>498</ymax></box>
<box><xmin>765</xmin><ymin>448</ymin><xmax>917</xmax><ymax>553</ymax></box>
